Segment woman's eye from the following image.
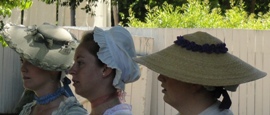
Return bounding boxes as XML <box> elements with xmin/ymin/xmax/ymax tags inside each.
<box><xmin>77</xmin><ymin>61</ymin><xmax>83</xmax><ymax>66</ymax></box>
<box><xmin>20</xmin><ymin>57</ymin><xmax>24</xmax><ymax>63</ymax></box>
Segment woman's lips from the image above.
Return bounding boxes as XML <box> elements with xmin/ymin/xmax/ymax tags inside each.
<box><xmin>22</xmin><ymin>76</ymin><xmax>30</xmax><ymax>80</ymax></box>
<box><xmin>162</xmin><ymin>89</ymin><xmax>167</xmax><ymax>93</ymax></box>
<box><xmin>72</xmin><ymin>79</ymin><xmax>79</xmax><ymax>86</ymax></box>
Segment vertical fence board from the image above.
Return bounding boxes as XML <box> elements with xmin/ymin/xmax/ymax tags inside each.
<box><xmin>151</xmin><ymin>72</ymin><xmax>159</xmax><ymax>115</ymax></box>
<box><xmin>220</xmin><ymin>29</ymin><xmax>237</xmax><ymax>114</ymax></box>
<box><xmin>3</xmin><ymin>48</ymin><xmax>11</xmax><ymax>112</ymax></box>
<box><xmin>0</xmin><ymin>47</ymin><xmax>24</xmax><ymax>113</ymax></box>
<box><xmin>163</xmin><ymin>28</ymin><xmax>173</xmax><ymax>115</ymax></box>
<box><xmin>262</xmin><ymin>31</ymin><xmax>270</xmax><ymax>115</ymax></box>
<box><xmin>202</xmin><ymin>28</ymin><xmax>217</xmax><ymax>37</ymax></box>
<box><xmin>237</xmin><ymin>30</ymin><xmax>248</xmax><ymax>115</ymax></box>
<box><xmin>262</xmin><ymin>30</ymin><xmax>270</xmax><ymax>115</ymax></box>
<box><xmin>125</xmin><ymin>74</ymin><xmax>133</xmax><ymax>105</ymax></box>
<box><xmin>0</xmin><ymin>45</ymin><xmax>4</xmax><ymax>112</ymax></box>
<box><xmin>230</xmin><ymin>30</ymin><xmax>240</xmax><ymax>115</ymax></box>
<box><xmin>23</xmin><ymin>1</ymin><xmax>56</xmax><ymax>26</ymax></box>
<box><xmin>215</xmin><ymin>29</ymin><xmax>227</xmax><ymax>43</ymax></box>
<box><xmin>129</xmin><ymin>36</ymin><xmax>154</xmax><ymax>115</ymax></box>
<box><xmin>149</xmin><ymin>28</ymin><xmax>166</xmax><ymax>115</ymax></box>
<box><xmin>254</xmin><ymin>31</ymin><xmax>264</xmax><ymax>115</ymax></box>
<box><xmin>143</xmin><ymin>69</ymin><xmax>153</xmax><ymax>115</ymax></box>
<box><xmin>246</xmin><ymin>30</ymin><xmax>256</xmax><ymax>115</ymax></box>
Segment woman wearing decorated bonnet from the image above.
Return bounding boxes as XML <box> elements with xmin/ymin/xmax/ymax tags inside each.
<box><xmin>0</xmin><ymin>23</ymin><xmax>88</xmax><ymax>115</ymax></box>
<box><xmin>134</xmin><ymin>31</ymin><xmax>267</xmax><ymax>115</ymax></box>
<box><xmin>69</xmin><ymin>26</ymin><xmax>140</xmax><ymax>115</ymax></box>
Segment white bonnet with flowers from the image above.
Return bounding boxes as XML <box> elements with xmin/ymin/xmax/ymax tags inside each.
<box><xmin>1</xmin><ymin>23</ymin><xmax>78</xmax><ymax>106</ymax></box>
<box><xmin>1</xmin><ymin>23</ymin><xmax>77</xmax><ymax>71</ymax></box>
<box><xmin>93</xmin><ymin>26</ymin><xmax>140</xmax><ymax>91</ymax></box>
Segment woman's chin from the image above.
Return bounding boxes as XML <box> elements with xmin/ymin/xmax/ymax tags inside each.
<box><xmin>75</xmin><ymin>89</ymin><xmax>84</xmax><ymax>96</ymax></box>
<box><xmin>23</xmin><ymin>84</ymin><xmax>33</xmax><ymax>90</ymax></box>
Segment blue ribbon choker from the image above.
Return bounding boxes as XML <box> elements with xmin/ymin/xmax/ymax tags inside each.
<box><xmin>34</xmin><ymin>77</ymin><xmax>74</xmax><ymax>105</ymax></box>
<box><xmin>35</xmin><ymin>87</ymin><xmax>67</xmax><ymax>105</ymax></box>
<box><xmin>174</xmin><ymin>36</ymin><xmax>228</xmax><ymax>54</ymax></box>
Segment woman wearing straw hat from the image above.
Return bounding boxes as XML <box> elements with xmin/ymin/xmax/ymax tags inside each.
<box><xmin>69</xmin><ymin>26</ymin><xmax>140</xmax><ymax>115</ymax></box>
<box><xmin>134</xmin><ymin>31</ymin><xmax>267</xmax><ymax>115</ymax></box>
<box><xmin>1</xmin><ymin>23</ymin><xmax>88</xmax><ymax>115</ymax></box>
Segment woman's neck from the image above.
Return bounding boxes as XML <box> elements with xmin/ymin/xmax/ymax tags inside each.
<box><xmin>176</xmin><ymin>97</ymin><xmax>216</xmax><ymax>115</ymax></box>
<box><xmin>34</xmin><ymin>83</ymin><xmax>60</xmax><ymax>97</ymax></box>
<box><xmin>90</xmin><ymin>92</ymin><xmax>121</xmax><ymax>115</ymax></box>
<box><xmin>31</xmin><ymin>95</ymin><xmax>65</xmax><ymax>115</ymax></box>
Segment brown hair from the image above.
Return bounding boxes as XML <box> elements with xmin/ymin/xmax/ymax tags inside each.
<box><xmin>80</xmin><ymin>31</ymin><xmax>105</xmax><ymax>67</ymax></box>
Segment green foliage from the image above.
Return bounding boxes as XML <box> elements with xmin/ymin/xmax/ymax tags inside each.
<box><xmin>118</xmin><ymin>0</ymin><xmax>270</xmax><ymax>26</ymax></box>
<box><xmin>118</xmin><ymin>0</ymin><xmax>187</xmax><ymax>26</ymax></box>
<box><xmin>0</xmin><ymin>35</ymin><xmax>7</xmax><ymax>47</ymax></box>
<box><xmin>0</xmin><ymin>0</ymin><xmax>32</xmax><ymax>18</ymax></box>
<box><xmin>0</xmin><ymin>0</ymin><xmax>33</xmax><ymax>47</ymax></box>
<box><xmin>40</xmin><ymin>0</ymin><xmax>107</xmax><ymax>16</ymax></box>
<box><xmin>127</xmin><ymin>0</ymin><xmax>270</xmax><ymax>30</ymax></box>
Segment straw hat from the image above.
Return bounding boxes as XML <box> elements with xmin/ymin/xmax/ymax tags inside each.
<box><xmin>134</xmin><ymin>31</ymin><xmax>266</xmax><ymax>87</ymax></box>
<box><xmin>1</xmin><ymin>23</ymin><xmax>78</xmax><ymax>71</ymax></box>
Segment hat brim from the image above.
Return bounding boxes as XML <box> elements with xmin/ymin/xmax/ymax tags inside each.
<box><xmin>134</xmin><ymin>44</ymin><xmax>266</xmax><ymax>86</ymax></box>
<box><xmin>2</xmin><ymin>24</ymin><xmax>75</xmax><ymax>71</ymax></box>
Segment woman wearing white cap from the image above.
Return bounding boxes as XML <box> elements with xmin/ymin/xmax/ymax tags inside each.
<box><xmin>1</xmin><ymin>23</ymin><xmax>88</xmax><ymax>115</ymax></box>
<box><xmin>134</xmin><ymin>31</ymin><xmax>267</xmax><ymax>115</ymax></box>
<box><xmin>69</xmin><ymin>26</ymin><xmax>140</xmax><ymax>115</ymax></box>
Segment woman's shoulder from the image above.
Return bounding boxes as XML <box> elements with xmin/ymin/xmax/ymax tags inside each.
<box><xmin>103</xmin><ymin>103</ymin><xmax>132</xmax><ymax>115</ymax></box>
<box><xmin>19</xmin><ymin>101</ymin><xmax>36</xmax><ymax>115</ymax></box>
<box><xmin>52</xmin><ymin>97</ymin><xmax>88</xmax><ymax>115</ymax></box>
<box><xmin>199</xmin><ymin>101</ymin><xmax>234</xmax><ymax>115</ymax></box>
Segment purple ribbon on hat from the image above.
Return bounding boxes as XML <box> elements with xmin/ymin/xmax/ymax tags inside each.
<box><xmin>174</xmin><ymin>36</ymin><xmax>228</xmax><ymax>54</ymax></box>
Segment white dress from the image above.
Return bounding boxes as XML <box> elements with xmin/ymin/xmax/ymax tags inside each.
<box><xmin>177</xmin><ymin>101</ymin><xmax>234</xmax><ymax>115</ymax></box>
<box><xmin>103</xmin><ymin>103</ymin><xmax>132</xmax><ymax>115</ymax></box>
<box><xmin>19</xmin><ymin>97</ymin><xmax>88</xmax><ymax>115</ymax></box>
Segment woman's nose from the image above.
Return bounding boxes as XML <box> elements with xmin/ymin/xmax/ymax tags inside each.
<box><xmin>21</xmin><ymin>61</ymin><xmax>28</xmax><ymax>73</ymax></box>
<box><xmin>68</xmin><ymin>65</ymin><xmax>76</xmax><ymax>75</ymax></box>
<box><xmin>157</xmin><ymin>74</ymin><xmax>166</xmax><ymax>82</ymax></box>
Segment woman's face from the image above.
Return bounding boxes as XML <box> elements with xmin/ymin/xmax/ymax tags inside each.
<box><xmin>21</xmin><ymin>58</ymin><xmax>58</xmax><ymax>91</ymax></box>
<box><xmin>69</xmin><ymin>43</ymin><xmax>105</xmax><ymax>98</ymax></box>
<box><xmin>158</xmin><ymin>74</ymin><xmax>195</xmax><ymax>108</ymax></box>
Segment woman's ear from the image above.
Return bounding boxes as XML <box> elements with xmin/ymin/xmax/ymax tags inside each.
<box><xmin>102</xmin><ymin>66</ymin><xmax>113</xmax><ymax>78</ymax></box>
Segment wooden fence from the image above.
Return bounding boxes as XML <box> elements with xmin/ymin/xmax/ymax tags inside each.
<box><xmin>0</xmin><ymin>47</ymin><xmax>24</xmax><ymax>113</ymax></box>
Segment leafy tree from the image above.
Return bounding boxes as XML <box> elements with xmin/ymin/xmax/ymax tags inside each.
<box><xmin>216</xmin><ymin>0</ymin><xmax>270</xmax><ymax>14</ymax></box>
<box><xmin>117</xmin><ymin>0</ymin><xmax>270</xmax><ymax>26</ymax></box>
<box><xmin>38</xmin><ymin>0</ymin><xmax>270</xmax><ymax>27</ymax></box>
<box><xmin>127</xmin><ymin>0</ymin><xmax>270</xmax><ymax>30</ymax></box>
<box><xmin>117</xmin><ymin>0</ymin><xmax>187</xmax><ymax>26</ymax></box>
<box><xmin>0</xmin><ymin>0</ymin><xmax>33</xmax><ymax>47</ymax></box>
<box><xmin>40</xmin><ymin>0</ymin><xmax>107</xmax><ymax>26</ymax></box>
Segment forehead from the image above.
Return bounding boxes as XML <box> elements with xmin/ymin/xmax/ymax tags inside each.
<box><xmin>75</xmin><ymin>44</ymin><xmax>88</xmax><ymax>55</ymax></box>
<box><xmin>74</xmin><ymin>43</ymin><xmax>97</xmax><ymax>60</ymax></box>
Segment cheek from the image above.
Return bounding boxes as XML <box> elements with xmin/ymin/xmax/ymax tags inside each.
<box><xmin>29</xmin><ymin>67</ymin><xmax>48</xmax><ymax>77</ymax></box>
<box><xmin>167</xmin><ymin>81</ymin><xmax>185</xmax><ymax>94</ymax></box>
<box><xmin>77</xmin><ymin>66</ymin><xmax>101</xmax><ymax>81</ymax></box>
